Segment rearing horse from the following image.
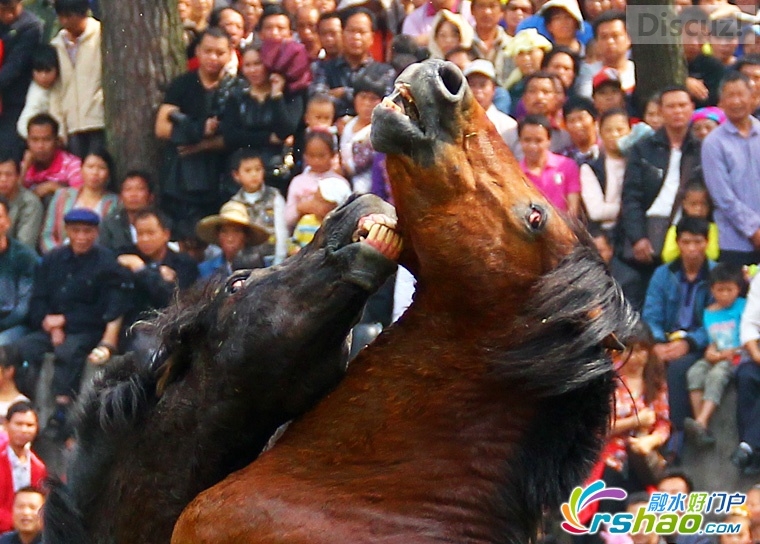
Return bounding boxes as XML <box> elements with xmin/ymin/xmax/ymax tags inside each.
<box><xmin>172</xmin><ymin>60</ymin><xmax>637</xmax><ymax>544</ymax></box>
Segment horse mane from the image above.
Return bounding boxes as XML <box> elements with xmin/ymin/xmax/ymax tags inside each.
<box><xmin>488</xmin><ymin>224</ymin><xmax>638</xmax><ymax>542</ymax></box>
<box><xmin>44</xmin><ymin>479</ymin><xmax>92</xmax><ymax>544</ymax></box>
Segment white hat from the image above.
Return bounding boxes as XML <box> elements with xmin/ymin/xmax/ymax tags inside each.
<box><xmin>538</xmin><ymin>0</ymin><xmax>584</xmax><ymax>25</ymax></box>
<box><xmin>463</xmin><ymin>59</ymin><xmax>497</xmax><ymax>81</ymax></box>
<box><xmin>318</xmin><ymin>177</ymin><xmax>352</xmax><ymax>205</ymax></box>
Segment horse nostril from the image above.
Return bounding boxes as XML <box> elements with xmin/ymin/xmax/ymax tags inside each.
<box><xmin>527</xmin><ymin>204</ymin><xmax>546</xmax><ymax>231</ymax></box>
<box><xmin>439</xmin><ymin>62</ymin><xmax>464</xmax><ymax>100</ymax></box>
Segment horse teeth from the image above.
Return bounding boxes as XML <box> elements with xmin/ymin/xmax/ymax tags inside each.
<box><xmin>368</xmin><ymin>223</ymin><xmax>382</xmax><ymax>241</ymax></box>
<box><xmin>382</xmin><ymin>97</ymin><xmax>403</xmax><ymax>113</ymax></box>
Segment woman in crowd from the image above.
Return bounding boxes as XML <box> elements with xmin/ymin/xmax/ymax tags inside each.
<box><xmin>427</xmin><ymin>9</ymin><xmax>474</xmax><ymax>60</ymax></box>
<box><xmin>541</xmin><ymin>45</ymin><xmax>581</xmax><ymax>99</ymax></box>
<box><xmin>221</xmin><ymin>44</ymin><xmax>304</xmax><ymax>196</ymax></box>
<box><xmin>40</xmin><ymin>148</ymin><xmax>118</xmax><ymax>253</ymax></box>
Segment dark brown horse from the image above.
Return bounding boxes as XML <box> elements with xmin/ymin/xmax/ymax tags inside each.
<box><xmin>172</xmin><ymin>60</ymin><xmax>638</xmax><ymax>544</ymax></box>
<box><xmin>42</xmin><ymin>195</ymin><xmax>401</xmax><ymax>544</ymax></box>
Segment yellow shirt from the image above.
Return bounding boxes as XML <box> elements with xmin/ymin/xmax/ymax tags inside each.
<box><xmin>661</xmin><ymin>222</ymin><xmax>720</xmax><ymax>263</ymax></box>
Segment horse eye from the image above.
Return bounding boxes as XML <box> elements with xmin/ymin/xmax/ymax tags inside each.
<box><xmin>225</xmin><ymin>271</ymin><xmax>251</xmax><ymax>294</ymax></box>
<box><xmin>527</xmin><ymin>205</ymin><xmax>545</xmax><ymax>231</ymax></box>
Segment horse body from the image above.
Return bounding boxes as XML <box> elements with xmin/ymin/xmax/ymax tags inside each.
<box><xmin>43</xmin><ymin>195</ymin><xmax>400</xmax><ymax>544</ymax></box>
<box><xmin>172</xmin><ymin>60</ymin><xmax>637</xmax><ymax>544</ymax></box>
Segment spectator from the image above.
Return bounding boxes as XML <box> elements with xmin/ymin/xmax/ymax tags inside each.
<box><xmin>427</xmin><ymin>9</ymin><xmax>473</xmax><ymax>60</ymax></box>
<box><xmin>621</xmin><ymin>492</ymin><xmax>668</xmax><ymax>544</ymax></box>
<box><xmin>209</xmin><ymin>7</ymin><xmax>246</xmax><ymax>76</ymax></box>
<box><xmin>116</xmin><ymin>208</ymin><xmax>198</xmax><ymax>353</ymax></box>
<box><xmin>316</xmin><ymin>12</ymin><xmax>343</xmax><ymax>62</ymax></box>
<box><xmin>680</xmin><ymin>7</ymin><xmax>724</xmax><ymax>109</ymax></box>
<box><xmin>155</xmin><ymin>28</ymin><xmax>232</xmax><ymax>237</ymax></box>
<box><xmin>0</xmin><ymin>486</ymin><xmax>44</xmax><ymax>544</ymax></box>
<box><xmin>735</xmin><ymin>56</ymin><xmax>760</xmax><ymax>119</ymax></box>
<box><xmin>502</xmin><ymin>0</ymin><xmax>533</xmax><ymax>38</ymax></box>
<box><xmin>503</xmin><ymin>29</ymin><xmax>553</xmax><ymax>110</ymax></box>
<box><xmin>0</xmin><ymin>403</ymin><xmax>45</xmax><ymax>533</ymax></box>
<box><xmin>642</xmin><ymin>216</ymin><xmax>714</xmax><ymax>464</ymax></box>
<box><xmin>654</xmin><ymin>469</ymin><xmax>716</xmax><ymax>544</ymax></box>
<box><xmin>0</xmin><ymin>0</ymin><xmax>43</xmax><ymax>159</ymax></box>
<box><xmin>470</xmin><ymin>0</ymin><xmax>511</xmax><ymax>87</ymax></box>
<box><xmin>747</xmin><ymin>485</ymin><xmax>760</xmax><ymax>543</ymax></box>
<box><xmin>596</xmin><ymin>322</ymin><xmax>669</xmax><ymax>505</ymax></box>
<box><xmin>643</xmin><ymin>93</ymin><xmax>663</xmax><ymax>131</ymax></box>
<box><xmin>717</xmin><ymin>512</ymin><xmax>752</xmax><ymax>544</ymax></box>
<box><xmin>590</xmin><ymin>68</ymin><xmax>626</xmax><ymax>115</ymax></box>
<box><xmin>286</xmin><ymin>130</ymin><xmax>350</xmax><ymax>232</ymax></box>
<box><xmin>0</xmin><ymin>347</ymin><xmax>29</xmax><ymax>427</ymax></box>
<box><xmin>16</xmin><ymin>45</ymin><xmax>60</xmax><ymax>141</ymax></box>
<box><xmin>99</xmin><ymin>171</ymin><xmax>155</xmax><ymax>255</ymax></box>
<box><xmin>39</xmin><ymin>148</ymin><xmax>118</xmax><ymax>253</ymax></box>
<box><xmin>684</xmin><ymin>263</ymin><xmax>745</xmax><ymax>448</ymax></box>
<box><xmin>196</xmin><ymin>201</ymin><xmax>270</xmax><ymax>279</ymax></box>
<box><xmin>575</xmin><ymin>11</ymin><xmax>632</xmax><ymax>98</ymax></box>
<box><xmin>702</xmin><ymin>72</ymin><xmax>760</xmax><ymax>267</ymax></box>
<box><xmin>708</xmin><ymin>17</ymin><xmax>739</xmax><ymax>68</ymax></box>
<box><xmin>22</xmin><ymin>113</ymin><xmax>83</xmax><ymax>203</ymax></box>
<box><xmin>49</xmin><ymin>0</ymin><xmax>104</xmax><ymax>159</ymax></box>
<box><xmin>258</xmin><ymin>3</ymin><xmax>293</xmax><ymax>43</ymax></box>
<box><xmin>296</xmin><ymin>6</ymin><xmax>322</xmax><ymax>61</ymax></box>
<box><xmin>0</xmin><ymin>198</ymin><xmax>36</xmax><ymax>347</ymax></box>
<box><xmin>0</xmin><ymin>154</ymin><xmax>42</xmax><ymax>250</ymax></box>
<box><xmin>227</xmin><ymin>148</ymin><xmax>288</xmax><ymax>265</ymax></box>
<box><xmin>541</xmin><ymin>45</ymin><xmax>581</xmax><ymax>98</ymax></box>
<box><xmin>734</xmin><ymin>272</ymin><xmax>760</xmax><ymax>476</ymax></box>
<box><xmin>339</xmin><ymin>62</ymin><xmax>392</xmax><ymax>193</ymax></box>
<box><xmin>310</xmin><ymin>8</ymin><xmax>395</xmax><ymax>121</ymax></box>
<box><xmin>537</xmin><ymin>0</ymin><xmax>584</xmax><ymax>53</ymax></box>
<box><xmin>463</xmin><ymin>59</ymin><xmax>517</xmax><ymax>142</ymax></box>
<box><xmin>289</xmin><ymin>177</ymin><xmax>351</xmax><ymax>254</ymax></box>
<box><xmin>579</xmin><ymin>107</ymin><xmax>630</xmax><ymax>231</ymax></box>
<box><xmin>401</xmin><ymin>0</ymin><xmax>458</xmax><ymax>46</ymax></box>
<box><xmin>618</xmin><ymin>86</ymin><xmax>700</xmax><ymax>310</ymax></box>
<box><xmin>233</xmin><ymin>0</ymin><xmax>263</xmax><ymax>48</ymax></box>
<box><xmin>516</xmin><ymin>0</ymin><xmax>593</xmax><ymax>51</ymax></box>
<box><xmin>16</xmin><ymin>209</ymin><xmax>129</xmax><ymax>441</ymax></box>
<box><xmin>660</xmin><ymin>180</ymin><xmax>719</xmax><ymax>264</ymax></box>
<box><xmin>505</xmin><ymin>71</ymin><xmax>572</xmax><ymax>159</ymax></box>
<box><xmin>518</xmin><ymin>114</ymin><xmax>581</xmax><ymax>216</ymax></box>
<box><xmin>562</xmin><ymin>96</ymin><xmax>599</xmax><ymax>163</ymax></box>
<box><xmin>690</xmin><ymin>106</ymin><xmax>725</xmax><ymax>142</ymax></box>
<box><xmin>220</xmin><ymin>43</ymin><xmax>303</xmax><ymax>196</ymax></box>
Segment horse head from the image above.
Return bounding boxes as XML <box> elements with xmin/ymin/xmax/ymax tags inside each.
<box><xmin>372</xmin><ymin>59</ymin><xmax>577</xmax><ymax>320</ymax></box>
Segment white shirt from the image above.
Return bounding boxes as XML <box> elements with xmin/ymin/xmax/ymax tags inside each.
<box><xmin>647</xmin><ymin>148</ymin><xmax>682</xmax><ymax>218</ymax></box>
<box><xmin>580</xmin><ymin>155</ymin><xmax>626</xmax><ymax>229</ymax></box>
<box><xmin>7</xmin><ymin>445</ymin><xmax>31</xmax><ymax>492</ymax></box>
<box><xmin>485</xmin><ymin>104</ymin><xmax>517</xmax><ymax>144</ymax></box>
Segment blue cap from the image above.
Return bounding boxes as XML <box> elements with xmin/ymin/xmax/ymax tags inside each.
<box><xmin>63</xmin><ymin>208</ymin><xmax>100</xmax><ymax>226</ymax></box>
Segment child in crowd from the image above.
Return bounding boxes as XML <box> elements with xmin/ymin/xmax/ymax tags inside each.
<box><xmin>227</xmin><ymin>148</ymin><xmax>287</xmax><ymax>266</ymax></box>
<box><xmin>340</xmin><ymin>65</ymin><xmax>390</xmax><ymax>194</ymax></box>
<box><xmin>661</xmin><ymin>180</ymin><xmax>720</xmax><ymax>263</ymax></box>
<box><xmin>289</xmin><ymin>177</ymin><xmax>351</xmax><ymax>254</ymax></box>
<box><xmin>684</xmin><ymin>263</ymin><xmax>746</xmax><ymax>447</ymax></box>
<box><xmin>616</xmin><ymin>93</ymin><xmax>660</xmax><ymax>156</ymax></box>
<box><xmin>285</xmin><ymin>130</ymin><xmax>350</xmax><ymax>233</ymax></box>
<box><xmin>17</xmin><ymin>45</ymin><xmax>59</xmax><ymax>140</ymax></box>
<box><xmin>746</xmin><ymin>485</ymin><xmax>760</xmax><ymax>543</ymax></box>
<box><xmin>300</xmin><ymin>93</ymin><xmax>340</xmax><ymax>172</ymax></box>
<box><xmin>0</xmin><ymin>347</ymin><xmax>29</xmax><ymax>431</ymax></box>
<box><xmin>718</xmin><ymin>509</ymin><xmax>752</xmax><ymax>544</ymax></box>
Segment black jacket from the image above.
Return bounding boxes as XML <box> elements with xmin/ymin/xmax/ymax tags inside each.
<box><xmin>618</xmin><ymin>128</ymin><xmax>702</xmax><ymax>249</ymax></box>
<box><xmin>0</xmin><ymin>10</ymin><xmax>43</xmax><ymax>109</ymax></box>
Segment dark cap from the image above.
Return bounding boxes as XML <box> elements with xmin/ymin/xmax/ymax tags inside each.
<box><xmin>63</xmin><ymin>208</ymin><xmax>100</xmax><ymax>226</ymax></box>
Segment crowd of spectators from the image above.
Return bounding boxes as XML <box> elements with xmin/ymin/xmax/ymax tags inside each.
<box><xmin>0</xmin><ymin>0</ymin><xmax>760</xmax><ymax>539</ymax></box>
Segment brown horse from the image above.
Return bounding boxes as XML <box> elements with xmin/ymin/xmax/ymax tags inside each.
<box><xmin>172</xmin><ymin>59</ymin><xmax>637</xmax><ymax>544</ymax></box>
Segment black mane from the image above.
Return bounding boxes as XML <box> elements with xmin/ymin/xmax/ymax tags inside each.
<box><xmin>491</xmin><ymin>225</ymin><xmax>639</xmax><ymax>543</ymax></box>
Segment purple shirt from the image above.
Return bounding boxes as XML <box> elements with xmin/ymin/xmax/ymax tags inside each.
<box><xmin>702</xmin><ymin>117</ymin><xmax>760</xmax><ymax>252</ymax></box>
<box><xmin>519</xmin><ymin>152</ymin><xmax>580</xmax><ymax>212</ymax></box>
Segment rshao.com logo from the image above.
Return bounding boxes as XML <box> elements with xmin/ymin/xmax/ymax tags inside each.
<box><xmin>561</xmin><ymin>480</ymin><xmax>747</xmax><ymax>537</ymax></box>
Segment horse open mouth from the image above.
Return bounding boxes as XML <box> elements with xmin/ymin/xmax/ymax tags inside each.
<box><xmin>382</xmin><ymin>84</ymin><xmax>421</xmax><ymax>126</ymax></box>
<box><xmin>352</xmin><ymin>213</ymin><xmax>402</xmax><ymax>262</ymax></box>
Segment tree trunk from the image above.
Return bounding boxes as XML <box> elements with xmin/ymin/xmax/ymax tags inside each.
<box><xmin>628</xmin><ymin>0</ymin><xmax>687</xmax><ymax>113</ymax></box>
<box><xmin>100</xmin><ymin>1</ymin><xmax>186</xmax><ymax>184</ymax></box>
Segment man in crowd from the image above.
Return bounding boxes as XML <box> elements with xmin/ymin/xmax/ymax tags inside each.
<box><xmin>15</xmin><ymin>209</ymin><xmax>129</xmax><ymax>440</ymax></box>
<box><xmin>233</xmin><ymin>0</ymin><xmax>263</xmax><ymax>48</ymax></box>
<box><xmin>296</xmin><ymin>5</ymin><xmax>322</xmax><ymax>61</ymax></box>
<box><xmin>643</xmin><ymin>217</ymin><xmax>713</xmax><ymax>464</ymax></box>
<box><xmin>0</xmin><ymin>0</ymin><xmax>43</xmax><ymax>159</ymax></box>
<box><xmin>155</xmin><ymin>28</ymin><xmax>231</xmax><ymax>237</ymax></box>
<box><xmin>99</xmin><ymin>170</ymin><xmax>155</xmax><ymax>254</ymax></box>
<box><xmin>0</xmin><ymin>402</ymin><xmax>45</xmax><ymax>533</ymax></box>
<box><xmin>470</xmin><ymin>0</ymin><xmax>511</xmax><ymax>88</ymax></box>
<box><xmin>49</xmin><ymin>0</ymin><xmax>104</xmax><ymax>158</ymax></box>
<box><xmin>463</xmin><ymin>59</ymin><xmax>516</xmax><ymax>142</ymax></box>
<box><xmin>310</xmin><ymin>8</ymin><xmax>395</xmax><ymax>121</ymax></box>
<box><xmin>575</xmin><ymin>11</ymin><xmax>633</xmax><ymax>98</ymax></box>
<box><xmin>0</xmin><ymin>486</ymin><xmax>44</xmax><ymax>544</ymax></box>
<box><xmin>703</xmin><ymin>72</ymin><xmax>760</xmax><ymax>267</ymax></box>
<box><xmin>316</xmin><ymin>12</ymin><xmax>342</xmax><ymax>62</ymax></box>
<box><xmin>618</xmin><ymin>85</ymin><xmax>700</xmax><ymax>310</ymax></box>
<box><xmin>0</xmin><ymin>196</ymin><xmax>36</xmax><ymax>347</ymax></box>
<box><xmin>0</xmin><ymin>153</ymin><xmax>42</xmax><ymax>249</ymax></box>
<box><xmin>210</xmin><ymin>6</ymin><xmax>245</xmax><ymax>74</ymax></box>
<box><xmin>23</xmin><ymin>113</ymin><xmax>82</xmax><ymax>203</ymax></box>
<box><xmin>735</xmin><ymin>55</ymin><xmax>760</xmax><ymax>119</ymax></box>
<box><xmin>258</xmin><ymin>3</ymin><xmax>292</xmax><ymax>43</ymax></box>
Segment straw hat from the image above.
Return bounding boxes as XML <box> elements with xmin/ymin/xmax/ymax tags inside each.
<box><xmin>196</xmin><ymin>201</ymin><xmax>270</xmax><ymax>246</ymax></box>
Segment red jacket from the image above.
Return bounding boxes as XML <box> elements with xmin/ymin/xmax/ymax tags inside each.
<box><xmin>0</xmin><ymin>447</ymin><xmax>47</xmax><ymax>532</ymax></box>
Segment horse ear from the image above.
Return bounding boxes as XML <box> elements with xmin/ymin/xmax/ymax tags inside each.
<box><xmin>155</xmin><ymin>354</ymin><xmax>183</xmax><ymax>397</ymax></box>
